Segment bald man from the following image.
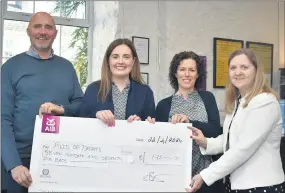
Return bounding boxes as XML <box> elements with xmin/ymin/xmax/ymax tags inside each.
<box><xmin>1</xmin><ymin>12</ymin><xmax>83</xmax><ymax>193</ymax></box>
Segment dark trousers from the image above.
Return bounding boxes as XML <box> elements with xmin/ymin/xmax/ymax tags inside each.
<box><xmin>225</xmin><ymin>176</ymin><xmax>285</xmax><ymax>193</ymax></box>
<box><xmin>196</xmin><ymin>179</ymin><xmax>224</xmax><ymax>193</ymax></box>
<box><xmin>194</xmin><ymin>153</ymin><xmax>225</xmax><ymax>193</ymax></box>
<box><xmin>2</xmin><ymin>158</ymin><xmax>30</xmax><ymax>193</ymax></box>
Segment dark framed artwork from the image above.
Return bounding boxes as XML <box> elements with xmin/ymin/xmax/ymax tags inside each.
<box><xmin>132</xmin><ymin>36</ymin><xmax>149</xmax><ymax>64</ymax></box>
<box><xmin>246</xmin><ymin>41</ymin><xmax>274</xmax><ymax>86</ymax></box>
<box><xmin>213</xmin><ymin>37</ymin><xmax>244</xmax><ymax>88</ymax></box>
<box><xmin>198</xmin><ymin>55</ymin><xmax>207</xmax><ymax>91</ymax></box>
<box><xmin>141</xmin><ymin>72</ymin><xmax>149</xmax><ymax>85</ymax></box>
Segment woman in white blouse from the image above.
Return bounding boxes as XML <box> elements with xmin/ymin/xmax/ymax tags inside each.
<box><xmin>186</xmin><ymin>48</ymin><xmax>285</xmax><ymax>193</ymax></box>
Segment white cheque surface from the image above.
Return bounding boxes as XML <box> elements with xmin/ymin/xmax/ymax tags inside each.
<box><xmin>29</xmin><ymin>115</ymin><xmax>192</xmax><ymax>192</ymax></box>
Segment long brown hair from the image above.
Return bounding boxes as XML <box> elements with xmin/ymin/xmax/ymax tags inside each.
<box><xmin>98</xmin><ymin>38</ymin><xmax>144</xmax><ymax>103</ymax></box>
<box><xmin>225</xmin><ymin>48</ymin><xmax>278</xmax><ymax>113</ymax></box>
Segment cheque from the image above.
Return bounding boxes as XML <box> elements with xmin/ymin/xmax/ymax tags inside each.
<box><xmin>28</xmin><ymin>115</ymin><xmax>192</xmax><ymax>192</ymax></box>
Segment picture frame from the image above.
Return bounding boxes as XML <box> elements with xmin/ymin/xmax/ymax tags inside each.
<box><xmin>132</xmin><ymin>36</ymin><xmax>149</xmax><ymax>64</ymax></box>
<box><xmin>141</xmin><ymin>72</ymin><xmax>149</xmax><ymax>85</ymax></box>
<box><xmin>213</xmin><ymin>37</ymin><xmax>244</xmax><ymax>88</ymax></box>
<box><xmin>198</xmin><ymin>55</ymin><xmax>207</xmax><ymax>91</ymax></box>
<box><xmin>246</xmin><ymin>41</ymin><xmax>274</xmax><ymax>86</ymax></box>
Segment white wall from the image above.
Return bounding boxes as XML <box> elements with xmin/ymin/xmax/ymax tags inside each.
<box><xmin>91</xmin><ymin>1</ymin><xmax>120</xmax><ymax>82</ymax></box>
<box><xmin>119</xmin><ymin>1</ymin><xmax>281</xmax><ymax>103</ymax></box>
<box><xmin>164</xmin><ymin>1</ymin><xmax>280</xmax><ymax>112</ymax></box>
<box><xmin>117</xmin><ymin>1</ymin><xmax>161</xmax><ymax>102</ymax></box>
<box><xmin>91</xmin><ymin>1</ymin><xmax>282</xmax><ymax>122</ymax></box>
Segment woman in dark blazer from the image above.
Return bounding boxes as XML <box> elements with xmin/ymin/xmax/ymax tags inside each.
<box><xmin>78</xmin><ymin>38</ymin><xmax>155</xmax><ymax>125</ymax></box>
<box><xmin>150</xmin><ymin>51</ymin><xmax>223</xmax><ymax>193</ymax></box>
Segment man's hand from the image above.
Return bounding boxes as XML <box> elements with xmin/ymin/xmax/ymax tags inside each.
<box><xmin>39</xmin><ymin>102</ymin><xmax>64</xmax><ymax>118</ymax></box>
<box><xmin>11</xmin><ymin>165</ymin><xmax>32</xmax><ymax>188</ymax></box>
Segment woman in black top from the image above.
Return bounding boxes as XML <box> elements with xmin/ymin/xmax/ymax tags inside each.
<box><xmin>148</xmin><ymin>51</ymin><xmax>223</xmax><ymax>193</ymax></box>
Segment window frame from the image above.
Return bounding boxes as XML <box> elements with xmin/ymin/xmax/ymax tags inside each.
<box><xmin>0</xmin><ymin>1</ymin><xmax>4</xmax><ymax>65</ymax></box>
<box><xmin>0</xmin><ymin>0</ymin><xmax>94</xmax><ymax>85</ymax></box>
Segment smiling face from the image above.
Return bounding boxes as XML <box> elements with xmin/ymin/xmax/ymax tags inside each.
<box><xmin>176</xmin><ymin>58</ymin><xmax>198</xmax><ymax>91</ymax></box>
<box><xmin>229</xmin><ymin>54</ymin><xmax>256</xmax><ymax>96</ymax></box>
<box><xmin>108</xmin><ymin>44</ymin><xmax>135</xmax><ymax>79</ymax></box>
<box><xmin>27</xmin><ymin>12</ymin><xmax>57</xmax><ymax>52</ymax></box>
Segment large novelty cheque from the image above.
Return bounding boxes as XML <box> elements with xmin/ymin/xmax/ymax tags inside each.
<box><xmin>29</xmin><ymin>115</ymin><xmax>192</xmax><ymax>192</ymax></box>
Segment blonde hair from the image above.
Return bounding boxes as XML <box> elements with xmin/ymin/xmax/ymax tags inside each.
<box><xmin>98</xmin><ymin>38</ymin><xmax>144</xmax><ymax>103</ymax></box>
<box><xmin>225</xmin><ymin>48</ymin><xmax>278</xmax><ymax>114</ymax></box>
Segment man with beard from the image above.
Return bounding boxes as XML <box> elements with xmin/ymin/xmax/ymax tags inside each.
<box><xmin>1</xmin><ymin>12</ymin><xmax>83</xmax><ymax>193</ymax></box>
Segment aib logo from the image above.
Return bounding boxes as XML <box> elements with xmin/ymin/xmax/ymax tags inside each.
<box><xmin>41</xmin><ymin>115</ymin><xmax>60</xmax><ymax>134</ymax></box>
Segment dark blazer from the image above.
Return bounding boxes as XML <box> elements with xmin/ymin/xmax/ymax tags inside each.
<box><xmin>78</xmin><ymin>80</ymin><xmax>155</xmax><ymax>120</ymax></box>
<box><xmin>155</xmin><ymin>91</ymin><xmax>221</xmax><ymax>138</ymax></box>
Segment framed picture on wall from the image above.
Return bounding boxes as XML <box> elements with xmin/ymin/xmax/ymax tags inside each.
<box><xmin>198</xmin><ymin>55</ymin><xmax>207</xmax><ymax>91</ymax></box>
<box><xmin>141</xmin><ymin>72</ymin><xmax>149</xmax><ymax>85</ymax></box>
<box><xmin>213</xmin><ymin>37</ymin><xmax>244</xmax><ymax>88</ymax></box>
<box><xmin>246</xmin><ymin>41</ymin><xmax>274</xmax><ymax>86</ymax></box>
<box><xmin>132</xmin><ymin>36</ymin><xmax>149</xmax><ymax>64</ymax></box>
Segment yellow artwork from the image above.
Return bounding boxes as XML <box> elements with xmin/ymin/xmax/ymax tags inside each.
<box><xmin>246</xmin><ymin>42</ymin><xmax>273</xmax><ymax>86</ymax></box>
<box><xmin>214</xmin><ymin>38</ymin><xmax>244</xmax><ymax>88</ymax></box>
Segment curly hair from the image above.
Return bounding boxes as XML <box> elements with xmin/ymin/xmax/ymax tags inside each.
<box><xmin>168</xmin><ymin>51</ymin><xmax>207</xmax><ymax>92</ymax></box>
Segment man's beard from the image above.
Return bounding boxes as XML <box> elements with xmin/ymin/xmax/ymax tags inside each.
<box><xmin>33</xmin><ymin>42</ymin><xmax>52</xmax><ymax>52</ymax></box>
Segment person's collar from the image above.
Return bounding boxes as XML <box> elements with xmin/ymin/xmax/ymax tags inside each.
<box><xmin>112</xmin><ymin>78</ymin><xmax>131</xmax><ymax>90</ymax></box>
<box><xmin>25</xmin><ymin>46</ymin><xmax>55</xmax><ymax>60</ymax></box>
<box><xmin>175</xmin><ymin>89</ymin><xmax>196</xmax><ymax>99</ymax></box>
